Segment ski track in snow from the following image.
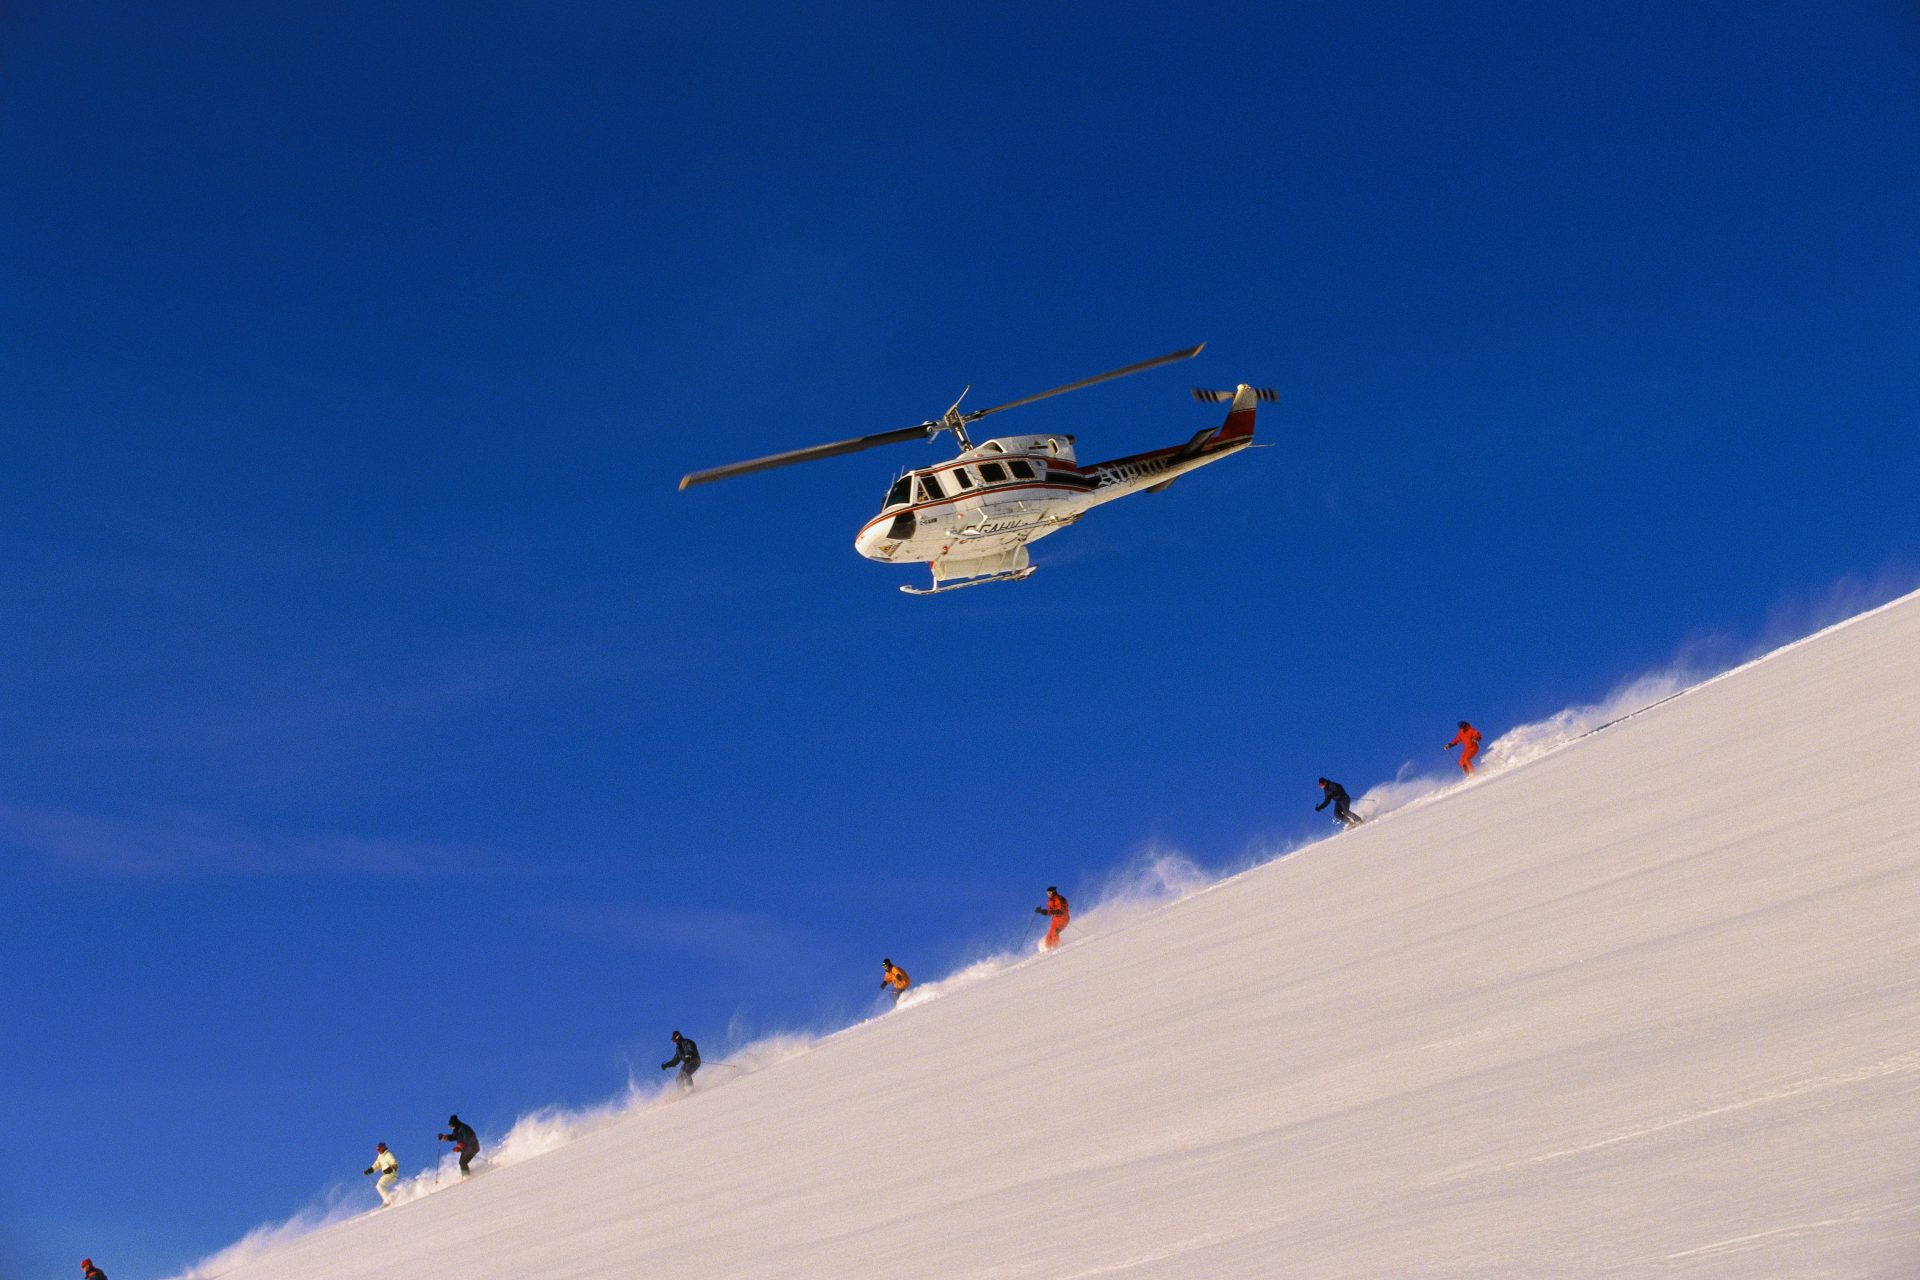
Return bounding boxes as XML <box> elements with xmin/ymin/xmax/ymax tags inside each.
<box><xmin>1664</xmin><ymin>1200</ymin><xmax>1918</xmax><ymax>1263</ymax></box>
<box><xmin>1454</xmin><ymin>1051</ymin><xmax>1920</xmax><ymax>1176</ymax></box>
<box><xmin>166</xmin><ymin>586</ymin><xmax>1920</xmax><ymax>1279</ymax></box>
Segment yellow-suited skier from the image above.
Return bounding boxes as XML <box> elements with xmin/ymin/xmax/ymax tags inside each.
<box><xmin>363</xmin><ymin>1142</ymin><xmax>399</xmax><ymax>1205</ymax></box>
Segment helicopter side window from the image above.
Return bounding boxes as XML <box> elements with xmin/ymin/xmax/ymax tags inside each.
<box><xmin>885</xmin><ymin>477</ymin><xmax>912</xmax><ymax>508</ymax></box>
<box><xmin>978</xmin><ymin>462</ymin><xmax>1008</xmax><ymax>484</ymax></box>
<box><xmin>950</xmin><ymin>468</ymin><xmax>974</xmax><ymax>490</ymax></box>
<box><xmin>918</xmin><ymin>473</ymin><xmax>945</xmax><ymax>501</ymax></box>
<box><xmin>1007</xmin><ymin>460</ymin><xmax>1036</xmax><ymax>480</ymax></box>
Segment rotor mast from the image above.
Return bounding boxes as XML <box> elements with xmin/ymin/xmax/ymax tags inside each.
<box><xmin>938</xmin><ymin>387</ymin><xmax>974</xmax><ymax>452</ymax></box>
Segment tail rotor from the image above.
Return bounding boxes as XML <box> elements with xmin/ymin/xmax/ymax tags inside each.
<box><xmin>1191</xmin><ymin>387</ymin><xmax>1278</xmax><ymax>404</ymax></box>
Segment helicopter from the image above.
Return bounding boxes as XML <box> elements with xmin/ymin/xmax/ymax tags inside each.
<box><xmin>677</xmin><ymin>344</ymin><xmax>1274</xmax><ymax>594</ymax></box>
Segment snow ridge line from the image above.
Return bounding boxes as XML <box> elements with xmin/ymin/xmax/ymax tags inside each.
<box><xmin>1564</xmin><ymin>583</ymin><xmax>1920</xmax><ymax>743</ymax></box>
<box><xmin>1349</xmin><ymin>584</ymin><xmax>1920</xmax><ymax>830</ymax></box>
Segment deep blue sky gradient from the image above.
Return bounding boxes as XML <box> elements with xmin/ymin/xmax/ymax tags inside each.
<box><xmin>4</xmin><ymin>3</ymin><xmax>1918</xmax><ymax>1273</ymax></box>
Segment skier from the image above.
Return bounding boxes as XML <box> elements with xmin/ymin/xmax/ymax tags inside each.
<box><xmin>880</xmin><ymin>958</ymin><xmax>911</xmax><ymax>1003</ymax></box>
<box><xmin>1034</xmin><ymin>886</ymin><xmax>1070</xmax><ymax>949</ymax></box>
<box><xmin>82</xmin><ymin>1261</ymin><xmax>108</xmax><ymax>1280</ymax></box>
<box><xmin>661</xmin><ymin>1030</ymin><xmax>701</xmax><ymax>1088</ymax></box>
<box><xmin>1316</xmin><ymin>777</ymin><xmax>1363</xmax><ymax>829</ymax></box>
<box><xmin>438</xmin><ymin>1114</ymin><xmax>480</xmax><ymax>1177</ymax></box>
<box><xmin>362</xmin><ymin>1141</ymin><xmax>399</xmax><ymax>1205</ymax></box>
<box><xmin>1445</xmin><ymin>720</ymin><xmax>1483</xmax><ymax>775</ymax></box>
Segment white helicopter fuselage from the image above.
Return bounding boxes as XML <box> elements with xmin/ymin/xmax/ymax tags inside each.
<box><xmin>854</xmin><ymin>384</ymin><xmax>1259</xmax><ymax>591</ymax></box>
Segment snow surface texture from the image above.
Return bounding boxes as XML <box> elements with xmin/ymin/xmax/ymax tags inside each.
<box><xmin>182</xmin><ymin>591</ymin><xmax>1920</xmax><ymax>1277</ymax></box>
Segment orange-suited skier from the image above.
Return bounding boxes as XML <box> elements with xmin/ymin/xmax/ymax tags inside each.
<box><xmin>880</xmin><ymin>958</ymin><xmax>911</xmax><ymax>1004</ymax></box>
<box><xmin>1034</xmin><ymin>886</ymin><xmax>1070</xmax><ymax>949</ymax></box>
<box><xmin>1445</xmin><ymin>720</ymin><xmax>1483</xmax><ymax>774</ymax></box>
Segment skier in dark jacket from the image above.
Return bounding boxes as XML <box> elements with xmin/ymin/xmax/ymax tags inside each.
<box><xmin>82</xmin><ymin>1260</ymin><xmax>108</xmax><ymax>1280</ymax></box>
<box><xmin>438</xmin><ymin>1114</ymin><xmax>480</xmax><ymax>1176</ymax></box>
<box><xmin>661</xmin><ymin>1030</ymin><xmax>700</xmax><ymax>1088</ymax></box>
<box><xmin>1316</xmin><ymin>777</ymin><xmax>1363</xmax><ymax>828</ymax></box>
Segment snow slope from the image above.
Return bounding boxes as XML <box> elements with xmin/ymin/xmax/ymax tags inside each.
<box><xmin>203</xmin><ymin>593</ymin><xmax>1920</xmax><ymax>1278</ymax></box>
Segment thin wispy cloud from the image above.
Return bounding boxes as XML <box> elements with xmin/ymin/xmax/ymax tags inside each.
<box><xmin>0</xmin><ymin>803</ymin><xmax>523</xmax><ymax>879</ymax></box>
<box><xmin>3</xmin><ymin>518</ymin><xmax>690</xmax><ymax>787</ymax></box>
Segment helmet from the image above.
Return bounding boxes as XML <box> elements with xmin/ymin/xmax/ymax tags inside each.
<box><xmin>671</xmin><ymin>1030</ymin><xmax>682</xmax><ymax>1040</ymax></box>
<box><xmin>448</xmin><ymin>1114</ymin><xmax>460</xmax><ymax>1125</ymax></box>
<box><xmin>1458</xmin><ymin>720</ymin><xmax>1470</xmax><ymax>729</ymax></box>
<box><xmin>883</xmin><ymin>958</ymin><xmax>892</xmax><ymax>966</ymax></box>
<box><xmin>1317</xmin><ymin>777</ymin><xmax>1328</xmax><ymax>786</ymax></box>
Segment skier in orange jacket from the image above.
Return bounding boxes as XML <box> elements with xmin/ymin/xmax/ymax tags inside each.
<box><xmin>1445</xmin><ymin>720</ymin><xmax>1483</xmax><ymax>775</ymax></box>
<box><xmin>880</xmin><ymin>958</ymin><xmax>911</xmax><ymax>1004</ymax></box>
<box><xmin>1035</xmin><ymin>886</ymin><xmax>1070</xmax><ymax>949</ymax></box>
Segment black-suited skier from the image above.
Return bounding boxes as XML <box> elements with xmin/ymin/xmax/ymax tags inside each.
<box><xmin>1316</xmin><ymin>777</ymin><xmax>1363</xmax><ymax>829</ymax></box>
<box><xmin>438</xmin><ymin>1114</ymin><xmax>481</xmax><ymax>1177</ymax></box>
<box><xmin>661</xmin><ymin>1030</ymin><xmax>701</xmax><ymax>1088</ymax></box>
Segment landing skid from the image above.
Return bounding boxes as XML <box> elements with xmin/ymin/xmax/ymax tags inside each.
<box><xmin>901</xmin><ymin>567</ymin><xmax>1037</xmax><ymax>595</ymax></box>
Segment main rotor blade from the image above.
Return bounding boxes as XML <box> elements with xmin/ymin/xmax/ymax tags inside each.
<box><xmin>678</xmin><ymin>423</ymin><xmax>933</xmax><ymax>490</ymax></box>
<box><xmin>962</xmin><ymin>343</ymin><xmax>1205</xmax><ymax>422</ymax></box>
<box><xmin>678</xmin><ymin>343</ymin><xmax>1205</xmax><ymax>490</ymax></box>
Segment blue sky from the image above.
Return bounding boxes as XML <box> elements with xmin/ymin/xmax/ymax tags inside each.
<box><xmin>4</xmin><ymin>2</ymin><xmax>1917</xmax><ymax>1273</ymax></box>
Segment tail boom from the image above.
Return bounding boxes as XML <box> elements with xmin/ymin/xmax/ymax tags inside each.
<box><xmin>1082</xmin><ymin>383</ymin><xmax>1261</xmax><ymax>496</ymax></box>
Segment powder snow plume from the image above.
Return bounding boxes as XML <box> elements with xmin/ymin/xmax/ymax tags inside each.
<box><xmin>162</xmin><ymin>1075</ymin><xmax>668</xmax><ymax>1279</ymax></box>
<box><xmin>1349</xmin><ymin>667</ymin><xmax>1709</xmax><ymax>824</ymax></box>
<box><xmin>894</xmin><ymin>845</ymin><xmax>1217</xmax><ymax>1010</ymax></box>
<box><xmin>162</xmin><ymin>1027</ymin><xmax>906</xmax><ymax>1277</ymax></box>
<box><xmin>165</xmin><ymin>1205</ymin><xmax>350</xmax><ymax>1280</ymax></box>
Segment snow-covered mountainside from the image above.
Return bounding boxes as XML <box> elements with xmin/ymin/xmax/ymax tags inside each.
<box><xmin>200</xmin><ymin>593</ymin><xmax>1920</xmax><ymax>1278</ymax></box>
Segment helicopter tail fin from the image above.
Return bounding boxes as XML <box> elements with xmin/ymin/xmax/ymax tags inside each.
<box><xmin>1212</xmin><ymin>384</ymin><xmax>1261</xmax><ymax>443</ymax></box>
<box><xmin>1168</xmin><ymin>385</ymin><xmax>1261</xmax><ymax>470</ymax></box>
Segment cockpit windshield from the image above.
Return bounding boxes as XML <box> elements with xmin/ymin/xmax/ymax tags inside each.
<box><xmin>884</xmin><ymin>476</ymin><xmax>912</xmax><ymax>508</ymax></box>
